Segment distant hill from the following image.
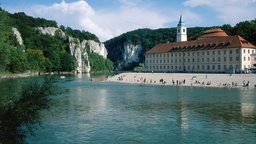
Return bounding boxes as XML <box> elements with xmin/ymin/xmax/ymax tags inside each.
<box><xmin>104</xmin><ymin>19</ymin><xmax>256</xmax><ymax>70</ymax></box>
<box><xmin>0</xmin><ymin>8</ymin><xmax>113</xmax><ymax>74</ymax></box>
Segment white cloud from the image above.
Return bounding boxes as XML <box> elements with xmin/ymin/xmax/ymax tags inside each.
<box><xmin>29</xmin><ymin>0</ymin><xmax>171</xmax><ymax>41</ymax></box>
<box><xmin>184</xmin><ymin>0</ymin><xmax>256</xmax><ymax>25</ymax></box>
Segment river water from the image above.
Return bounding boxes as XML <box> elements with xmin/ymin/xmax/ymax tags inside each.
<box><xmin>1</xmin><ymin>74</ymin><xmax>256</xmax><ymax>143</ymax></box>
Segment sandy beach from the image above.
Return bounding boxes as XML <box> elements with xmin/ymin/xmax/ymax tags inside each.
<box><xmin>107</xmin><ymin>72</ymin><xmax>256</xmax><ymax>88</ymax></box>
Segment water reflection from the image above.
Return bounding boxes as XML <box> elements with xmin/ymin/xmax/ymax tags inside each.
<box><xmin>2</xmin><ymin>75</ymin><xmax>255</xmax><ymax>143</ymax></box>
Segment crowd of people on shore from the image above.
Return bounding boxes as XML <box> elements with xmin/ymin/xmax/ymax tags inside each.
<box><xmin>108</xmin><ymin>73</ymin><xmax>255</xmax><ymax>88</ymax></box>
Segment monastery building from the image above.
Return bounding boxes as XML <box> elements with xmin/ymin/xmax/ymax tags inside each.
<box><xmin>145</xmin><ymin>15</ymin><xmax>256</xmax><ymax>73</ymax></box>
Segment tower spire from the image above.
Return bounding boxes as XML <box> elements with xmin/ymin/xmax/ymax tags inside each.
<box><xmin>176</xmin><ymin>13</ymin><xmax>187</xmax><ymax>42</ymax></box>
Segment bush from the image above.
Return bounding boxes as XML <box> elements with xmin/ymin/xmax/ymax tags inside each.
<box><xmin>0</xmin><ymin>76</ymin><xmax>61</xmax><ymax>144</ymax></box>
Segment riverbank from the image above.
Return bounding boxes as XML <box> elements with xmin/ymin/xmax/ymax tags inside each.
<box><xmin>107</xmin><ymin>72</ymin><xmax>256</xmax><ymax>88</ymax></box>
<box><xmin>0</xmin><ymin>72</ymin><xmax>39</xmax><ymax>79</ymax></box>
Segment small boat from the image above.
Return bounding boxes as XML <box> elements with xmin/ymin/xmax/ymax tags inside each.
<box><xmin>91</xmin><ymin>77</ymin><xmax>106</xmax><ymax>82</ymax></box>
<box><xmin>60</xmin><ymin>76</ymin><xmax>65</xmax><ymax>79</ymax></box>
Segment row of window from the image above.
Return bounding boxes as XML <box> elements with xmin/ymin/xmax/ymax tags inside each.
<box><xmin>147</xmin><ymin>64</ymin><xmax>242</xmax><ymax>71</ymax></box>
<box><xmin>146</xmin><ymin>56</ymin><xmax>245</xmax><ymax>64</ymax></box>
<box><xmin>147</xmin><ymin>49</ymin><xmax>255</xmax><ymax>58</ymax></box>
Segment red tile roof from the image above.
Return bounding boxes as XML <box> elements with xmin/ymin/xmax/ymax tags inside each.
<box><xmin>198</xmin><ymin>28</ymin><xmax>228</xmax><ymax>39</ymax></box>
<box><xmin>146</xmin><ymin>29</ymin><xmax>256</xmax><ymax>54</ymax></box>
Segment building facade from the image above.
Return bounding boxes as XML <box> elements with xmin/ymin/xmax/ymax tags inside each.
<box><xmin>145</xmin><ymin>16</ymin><xmax>256</xmax><ymax>73</ymax></box>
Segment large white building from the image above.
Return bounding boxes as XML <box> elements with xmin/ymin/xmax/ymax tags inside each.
<box><xmin>145</xmin><ymin>15</ymin><xmax>256</xmax><ymax>73</ymax></box>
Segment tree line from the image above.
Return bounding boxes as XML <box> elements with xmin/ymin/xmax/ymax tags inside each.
<box><xmin>0</xmin><ymin>8</ymin><xmax>113</xmax><ymax>74</ymax></box>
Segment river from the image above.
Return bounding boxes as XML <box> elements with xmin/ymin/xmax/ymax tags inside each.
<box><xmin>1</xmin><ymin>74</ymin><xmax>256</xmax><ymax>143</ymax></box>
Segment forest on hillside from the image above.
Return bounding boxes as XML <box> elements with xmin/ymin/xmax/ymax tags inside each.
<box><xmin>0</xmin><ymin>8</ymin><xmax>113</xmax><ymax>74</ymax></box>
<box><xmin>105</xmin><ymin>19</ymin><xmax>256</xmax><ymax>69</ymax></box>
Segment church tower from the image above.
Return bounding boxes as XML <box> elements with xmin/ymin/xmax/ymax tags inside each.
<box><xmin>176</xmin><ymin>14</ymin><xmax>187</xmax><ymax>42</ymax></box>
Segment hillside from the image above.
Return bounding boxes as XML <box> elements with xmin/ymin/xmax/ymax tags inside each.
<box><xmin>105</xmin><ymin>20</ymin><xmax>256</xmax><ymax>70</ymax></box>
<box><xmin>0</xmin><ymin>8</ymin><xmax>113</xmax><ymax>74</ymax></box>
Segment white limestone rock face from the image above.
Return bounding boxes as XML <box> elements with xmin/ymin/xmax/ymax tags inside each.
<box><xmin>12</xmin><ymin>27</ymin><xmax>23</xmax><ymax>45</ymax></box>
<box><xmin>38</xmin><ymin>27</ymin><xmax>65</xmax><ymax>38</ymax></box>
<box><xmin>86</xmin><ymin>40</ymin><xmax>108</xmax><ymax>59</ymax></box>
<box><xmin>123</xmin><ymin>42</ymin><xmax>143</xmax><ymax>66</ymax></box>
<box><xmin>38</xmin><ymin>27</ymin><xmax>108</xmax><ymax>73</ymax></box>
<box><xmin>69</xmin><ymin>37</ymin><xmax>90</xmax><ymax>73</ymax></box>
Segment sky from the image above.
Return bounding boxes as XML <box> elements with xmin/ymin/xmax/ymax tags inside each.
<box><xmin>1</xmin><ymin>0</ymin><xmax>255</xmax><ymax>42</ymax></box>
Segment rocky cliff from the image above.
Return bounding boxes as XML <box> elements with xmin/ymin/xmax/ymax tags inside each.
<box><xmin>12</xmin><ymin>27</ymin><xmax>23</xmax><ymax>45</ymax></box>
<box><xmin>123</xmin><ymin>42</ymin><xmax>143</xmax><ymax>66</ymax></box>
<box><xmin>37</xmin><ymin>27</ymin><xmax>108</xmax><ymax>73</ymax></box>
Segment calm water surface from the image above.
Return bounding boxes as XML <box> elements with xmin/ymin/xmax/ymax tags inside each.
<box><xmin>1</xmin><ymin>74</ymin><xmax>256</xmax><ymax>143</ymax></box>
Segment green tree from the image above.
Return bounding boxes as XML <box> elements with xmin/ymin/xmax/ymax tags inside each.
<box><xmin>0</xmin><ymin>43</ymin><xmax>11</xmax><ymax>72</ymax></box>
<box><xmin>7</xmin><ymin>48</ymin><xmax>29</xmax><ymax>73</ymax></box>
<box><xmin>0</xmin><ymin>76</ymin><xmax>61</xmax><ymax>144</ymax></box>
<box><xmin>60</xmin><ymin>52</ymin><xmax>75</xmax><ymax>72</ymax></box>
<box><xmin>27</xmin><ymin>49</ymin><xmax>46</xmax><ymax>71</ymax></box>
<box><xmin>233</xmin><ymin>19</ymin><xmax>256</xmax><ymax>45</ymax></box>
<box><xmin>221</xmin><ymin>24</ymin><xmax>233</xmax><ymax>36</ymax></box>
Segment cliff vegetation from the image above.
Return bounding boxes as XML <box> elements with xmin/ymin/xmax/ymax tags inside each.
<box><xmin>0</xmin><ymin>8</ymin><xmax>113</xmax><ymax>74</ymax></box>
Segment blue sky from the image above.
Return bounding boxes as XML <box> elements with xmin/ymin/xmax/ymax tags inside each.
<box><xmin>1</xmin><ymin>0</ymin><xmax>255</xmax><ymax>41</ymax></box>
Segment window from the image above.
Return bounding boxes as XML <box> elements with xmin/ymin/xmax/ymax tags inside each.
<box><xmin>207</xmin><ymin>51</ymin><xmax>210</xmax><ymax>55</ymax></box>
<box><xmin>213</xmin><ymin>51</ymin><xmax>215</xmax><ymax>55</ymax></box>
<box><xmin>244</xmin><ymin>49</ymin><xmax>246</xmax><ymax>53</ymax></box>
<box><xmin>218</xmin><ymin>65</ymin><xmax>221</xmax><ymax>70</ymax></box>
<box><xmin>248</xmin><ymin>50</ymin><xmax>250</xmax><ymax>54</ymax></box>
<box><xmin>230</xmin><ymin>57</ymin><xmax>233</xmax><ymax>61</ymax></box>
<box><xmin>244</xmin><ymin>57</ymin><xmax>246</xmax><ymax>61</ymax></box>
<box><xmin>207</xmin><ymin>58</ymin><xmax>209</xmax><ymax>62</ymax></box>
<box><xmin>230</xmin><ymin>50</ymin><xmax>232</xmax><ymax>54</ymax></box>
<box><xmin>212</xmin><ymin>65</ymin><xmax>215</xmax><ymax>70</ymax></box>
<box><xmin>224</xmin><ymin>50</ymin><xmax>226</xmax><ymax>54</ymax></box>
<box><xmin>183</xmin><ymin>29</ymin><xmax>185</xmax><ymax>32</ymax></box>
<box><xmin>202</xmin><ymin>58</ymin><xmax>204</xmax><ymax>62</ymax></box>
<box><xmin>236</xmin><ymin>57</ymin><xmax>239</xmax><ymax>61</ymax></box>
<box><xmin>248</xmin><ymin>57</ymin><xmax>250</xmax><ymax>61</ymax></box>
<box><xmin>224</xmin><ymin>57</ymin><xmax>226</xmax><ymax>61</ymax></box>
<box><xmin>218</xmin><ymin>57</ymin><xmax>221</xmax><ymax>62</ymax></box>
<box><xmin>178</xmin><ymin>29</ymin><xmax>180</xmax><ymax>32</ymax></box>
<box><xmin>236</xmin><ymin>49</ymin><xmax>239</xmax><ymax>54</ymax></box>
<box><xmin>218</xmin><ymin>50</ymin><xmax>220</xmax><ymax>54</ymax></box>
<box><xmin>212</xmin><ymin>58</ymin><xmax>215</xmax><ymax>62</ymax></box>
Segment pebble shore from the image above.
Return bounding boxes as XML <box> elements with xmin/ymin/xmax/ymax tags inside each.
<box><xmin>107</xmin><ymin>72</ymin><xmax>256</xmax><ymax>88</ymax></box>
